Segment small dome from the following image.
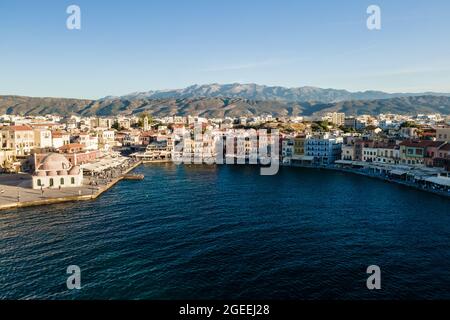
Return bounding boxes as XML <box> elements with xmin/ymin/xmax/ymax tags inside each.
<box><xmin>68</xmin><ymin>166</ymin><xmax>80</xmax><ymax>175</ymax></box>
<box><xmin>40</xmin><ymin>153</ymin><xmax>71</xmax><ymax>171</ymax></box>
<box><xmin>58</xmin><ymin>170</ymin><xmax>68</xmax><ymax>175</ymax></box>
<box><xmin>47</xmin><ymin>171</ymin><xmax>58</xmax><ymax>177</ymax></box>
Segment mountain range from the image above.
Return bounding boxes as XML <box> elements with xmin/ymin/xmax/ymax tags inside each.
<box><xmin>1</xmin><ymin>83</ymin><xmax>449</xmax><ymax>118</ymax></box>
<box><xmin>121</xmin><ymin>83</ymin><xmax>450</xmax><ymax>103</ymax></box>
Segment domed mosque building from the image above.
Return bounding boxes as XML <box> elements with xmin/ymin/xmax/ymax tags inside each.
<box><xmin>32</xmin><ymin>153</ymin><xmax>83</xmax><ymax>189</ymax></box>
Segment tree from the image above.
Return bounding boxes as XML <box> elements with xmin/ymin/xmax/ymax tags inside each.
<box><xmin>339</xmin><ymin>125</ymin><xmax>356</xmax><ymax>133</ymax></box>
<box><xmin>400</xmin><ymin>121</ymin><xmax>417</xmax><ymax>128</ymax></box>
<box><xmin>111</xmin><ymin>121</ymin><xmax>120</xmax><ymax>130</ymax></box>
<box><xmin>312</xmin><ymin>120</ymin><xmax>329</xmax><ymax>132</ymax></box>
<box><xmin>138</xmin><ymin>112</ymin><xmax>153</xmax><ymax>128</ymax></box>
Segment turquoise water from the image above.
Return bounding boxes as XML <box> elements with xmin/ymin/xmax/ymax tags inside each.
<box><xmin>1</xmin><ymin>164</ymin><xmax>450</xmax><ymax>299</ymax></box>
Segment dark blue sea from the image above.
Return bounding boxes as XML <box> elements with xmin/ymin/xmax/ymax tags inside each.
<box><xmin>1</xmin><ymin>164</ymin><xmax>450</xmax><ymax>300</ymax></box>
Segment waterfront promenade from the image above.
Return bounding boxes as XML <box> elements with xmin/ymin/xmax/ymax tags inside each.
<box><xmin>286</xmin><ymin>163</ymin><xmax>450</xmax><ymax>198</ymax></box>
<box><xmin>0</xmin><ymin>160</ymin><xmax>142</xmax><ymax>211</ymax></box>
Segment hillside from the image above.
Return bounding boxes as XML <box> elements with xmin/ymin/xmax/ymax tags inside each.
<box><xmin>1</xmin><ymin>95</ymin><xmax>449</xmax><ymax>118</ymax></box>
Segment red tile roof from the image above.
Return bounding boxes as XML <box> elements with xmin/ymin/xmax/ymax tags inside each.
<box><xmin>52</xmin><ymin>131</ymin><xmax>69</xmax><ymax>138</ymax></box>
<box><xmin>7</xmin><ymin>125</ymin><xmax>33</xmax><ymax>131</ymax></box>
<box><xmin>58</xmin><ymin>143</ymin><xmax>85</xmax><ymax>152</ymax></box>
<box><xmin>399</xmin><ymin>140</ymin><xmax>445</xmax><ymax>148</ymax></box>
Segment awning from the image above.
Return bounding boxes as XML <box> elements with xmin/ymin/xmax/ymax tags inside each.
<box><xmin>390</xmin><ymin>170</ymin><xmax>408</xmax><ymax>176</ymax></box>
<box><xmin>425</xmin><ymin>176</ymin><xmax>450</xmax><ymax>187</ymax></box>
<box><xmin>292</xmin><ymin>155</ymin><xmax>314</xmax><ymax>161</ymax></box>
<box><xmin>335</xmin><ymin>160</ymin><xmax>353</xmax><ymax>165</ymax></box>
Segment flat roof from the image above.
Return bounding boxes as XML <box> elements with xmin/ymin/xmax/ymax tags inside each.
<box><xmin>425</xmin><ymin>176</ymin><xmax>450</xmax><ymax>187</ymax></box>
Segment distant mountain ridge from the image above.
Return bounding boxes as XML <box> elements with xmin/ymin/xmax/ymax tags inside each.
<box><xmin>121</xmin><ymin>83</ymin><xmax>450</xmax><ymax>103</ymax></box>
<box><xmin>1</xmin><ymin>94</ymin><xmax>449</xmax><ymax>118</ymax></box>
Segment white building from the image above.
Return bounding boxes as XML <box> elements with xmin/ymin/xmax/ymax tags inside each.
<box><xmin>324</xmin><ymin>112</ymin><xmax>345</xmax><ymax>126</ymax></box>
<box><xmin>98</xmin><ymin>130</ymin><xmax>115</xmax><ymax>150</ymax></box>
<box><xmin>33</xmin><ymin>128</ymin><xmax>53</xmax><ymax>148</ymax></box>
<box><xmin>362</xmin><ymin>146</ymin><xmax>378</xmax><ymax>162</ymax></box>
<box><xmin>374</xmin><ymin>146</ymin><xmax>400</xmax><ymax>164</ymax></box>
<box><xmin>282</xmin><ymin>137</ymin><xmax>294</xmax><ymax>164</ymax></box>
<box><xmin>32</xmin><ymin>153</ymin><xmax>83</xmax><ymax>189</ymax></box>
<box><xmin>305</xmin><ymin>133</ymin><xmax>343</xmax><ymax>165</ymax></box>
<box><xmin>52</xmin><ymin>131</ymin><xmax>70</xmax><ymax>149</ymax></box>
<box><xmin>78</xmin><ymin>133</ymin><xmax>99</xmax><ymax>151</ymax></box>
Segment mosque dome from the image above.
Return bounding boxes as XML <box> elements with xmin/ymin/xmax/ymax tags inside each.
<box><xmin>68</xmin><ymin>166</ymin><xmax>80</xmax><ymax>175</ymax></box>
<box><xmin>40</xmin><ymin>153</ymin><xmax>71</xmax><ymax>171</ymax></box>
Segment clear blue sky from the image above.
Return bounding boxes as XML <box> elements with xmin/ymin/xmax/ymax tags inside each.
<box><xmin>1</xmin><ymin>0</ymin><xmax>450</xmax><ymax>99</ymax></box>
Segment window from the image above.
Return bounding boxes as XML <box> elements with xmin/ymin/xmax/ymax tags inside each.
<box><xmin>60</xmin><ymin>178</ymin><xmax>65</xmax><ymax>185</ymax></box>
<box><xmin>37</xmin><ymin>179</ymin><xmax>42</xmax><ymax>186</ymax></box>
<box><xmin>49</xmin><ymin>178</ymin><xmax>54</xmax><ymax>187</ymax></box>
<box><xmin>71</xmin><ymin>177</ymin><xmax>75</xmax><ymax>184</ymax></box>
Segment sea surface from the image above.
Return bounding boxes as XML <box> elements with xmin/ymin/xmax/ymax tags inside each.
<box><xmin>1</xmin><ymin>164</ymin><xmax>450</xmax><ymax>300</ymax></box>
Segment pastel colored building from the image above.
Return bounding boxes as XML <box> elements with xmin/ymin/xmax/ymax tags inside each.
<box><xmin>32</xmin><ymin>153</ymin><xmax>83</xmax><ymax>189</ymax></box>
<box><xmin>0</xmin><ymin>125</ymin><xmax>35</xmax><ymax>156</ymax></box>
<box><xmin>305</xmin><ymin>133</ymin><xmax>343</xmax><ymax>165</ymax></box>
<box><xmin>399</xmin><ymin>140</ymin><xmax>446</xmax><ymax>166</ymax></box>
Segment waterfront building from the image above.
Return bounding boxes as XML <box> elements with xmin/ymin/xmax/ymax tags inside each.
<box><xmin>353</xmin><ymin>140</ymin><xmax>372</xmax><ymax>162</ymax></box>
<box><xmin>434</xmin><ymin>144</ymin><xmax>450</xmax><ymax>171</ymax></box>
<box><xmin>123</xmin><ymin>131</ymin><xmax>141</xmax><ymax>146</ymax></box>
<box><xmin>399</xmin><ymin>140</ymin><xmax>446</xmax><ymax>166</ymax></box>
<box><xmin>305</xmin><ymin>133</ymin><xmax>343</xmax><ymax>165</ymax></box>
<box><xmin>436</xmin><ymin>127</ymin><xmax>450</xmax><ymax>142</ymax></box>
<box><xmin>362</xmin><ymin>146</ymin><xmax>378</xmax><ymax>162</ymax></box>
<box><xmin>437</xmin><ymin>143</ymin><xmax>450</xmax><ymax>159</ymax></box>
<box><xmin>140</xmin><ymin>131</ymin><xmax>158</xmax><ymax>146</ymax></box>
<box><xmin>77</xmin><ymin>133</ymin><xmax>99</xmax><ymax>151</ymax></box>
<box><xmin>293</xmin><ymin>135</ymin><xmax>306</xmax><ymax>157</ymax></box>
<box><xmin>101</xmin><ymin>130</ymin><xmax>115</xmax><ymax>143</ymax></box>
<box><xmin>282</xmin><ymin>137</ymin><xmax>294</xmax><ymax>164</ymax></box>
<box><xmin>289</xmin><ymin>135</ymin><xmax>314</xmax><ymax>165</ymax></box>
<box><xmin>133</xmin><ymin>140</ymin><xmax>173</xmax><ymax>162</ymax></box>
<box><xmin>374</xmin><ymin>145</ymin><xmax>400</xmax><ymax>164</ymax></box>
<box><xmin>425</xmin><ymin>142</ymin><xmax>450</xmax><ymax>167</ymax></box>
<box><xmin>341</xmin><ymin>144</ymin><xmax>355</xmax><ymax>161</ymax></box>
<box><xmin>202</xmin><ymin>132</ymin><xmax>220</xmax><ymax>164</ymax></box>
<box><xmin>32</xmin><ymin>153</ymin><xmax>83</xmax><ymax>189</ymax></box>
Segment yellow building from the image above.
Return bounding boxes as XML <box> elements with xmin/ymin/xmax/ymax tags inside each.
<box><xmin>1</xmin><ymin>125</ymin><xmax>35</xmax><ymax>156</ymax></box>
<box><xmin>293</xmin><ymin>135</ymin><xmax>306</xmax><ymax>157</ymax></box>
